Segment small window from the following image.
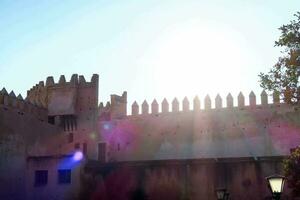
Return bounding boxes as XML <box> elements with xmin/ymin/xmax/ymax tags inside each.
<box><xmin>98</xmin><ymin>143</ymin><xmax>106</xmax><ymax>162</ymax></box>
<box><xmin>74</xmin><ymin>143</ymin><xmax>80</xmax><ymax>149</ymax></box>
<box><xmin>68</xmin><ymin>133</ymin><xmax>73</xmax><ymax>143</ymax></box>
<box><xmin>35</xmin><ymin>170</ymin><xmax>48</xmax><ymax>186</ymax></box>
<box><xmin>83</xmin><ymin>143</ymin><xmax>87</xmax><ymax>155</ymax></box>
<box><xmin>48</xmin><ymin>116</ymin><xmax>55</xmax><ymax>125</ymax></box>
<box><xmin>58</xmin><ymin>169</ymin><xmax>71</xmax><ymax>184</ymax></box>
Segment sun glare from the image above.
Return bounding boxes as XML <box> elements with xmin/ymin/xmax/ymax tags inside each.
<box><xmin>140</xmin><ymin>20</ymin><xmax>253</xmax><ymax>103</ymax></box>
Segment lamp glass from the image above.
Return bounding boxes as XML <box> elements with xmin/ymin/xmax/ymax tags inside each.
<box><xmin>268</xmin><ymin>177</ymin><xmax>285</xmax><ymax>193</ymax></box>
<box><xmin>216</xmin><ymin>189</ymin><xmax>226</xmax><ymax>199</ymax></box>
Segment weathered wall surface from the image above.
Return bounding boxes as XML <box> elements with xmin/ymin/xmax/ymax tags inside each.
<box><xmin>26</xmin><ymin>156</ymin><xmax>82</xmax><ymax>200</ymax></box>
<box><xmin>27</xmin><ymin>74</ymin><xmax>99</xmax><ymax>159</ymax></box>
<box><xmin>0</xmin><ymin>103</ymin><xmax>61</xmax><ymax>200</ymax></box>
<box><xmin>3</xmin><ymin>73</ymin><xmax>300</xmax><ymax>200</ymax></box>
<box><xmin>99</xmin><ymin>104</ymin><xmax>300</xmax><ymax>162</ymax></box>
<box><xmin>83</xmin><ymin>157</ymin><xmax>289</xmax><ymax>200</ymax></box>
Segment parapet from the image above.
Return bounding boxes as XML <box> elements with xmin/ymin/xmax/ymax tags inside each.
<box><xmin>28</xmin><ymin>74</ymin><xmax>98</xmax><ymax>91</ymax></box>
<box><xmin>99</xmin><ymin>91</ymin><xmax>127</xmax><ymax>120</ymax></box>
<box><xmin>26</xmin><ymin>74</ymin><xmax>99</xmax><ymax>115</ymax></box>
<box><xmin>0</xmin><ymin>87</ymin><xmax>48</xmax><ymax>121</ymax></box>
<box><xmin>128</xmin><ymin>91</ymin><xmax>289</xmax><ymax>116</ymax></box>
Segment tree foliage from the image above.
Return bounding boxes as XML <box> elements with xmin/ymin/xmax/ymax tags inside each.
<box><xmin>283</xmin><ymin>146</ymin><xmax>300</xmax><ymax>197</ymax></box>
<box><xmin>259</xmin><ymin>12</ymin><xmax>300</xmax><ymax>103</ymax></box>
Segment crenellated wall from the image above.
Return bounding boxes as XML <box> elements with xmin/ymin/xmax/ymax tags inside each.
<box><xmin>99</xmin><ymin>91</ymin><xmax>127</xmax><ymax>120</ymax></box>
<box><xmin>99</xmin><ymin>92</ymin><xmax>300</xmax><ymax>162</ymax></box>
<box><xmin>0</xmin><ymin>87</ymin><xmax>48</xmax><ymax>121</ymax></box>
<box><xmin>26</xmin><ymin>74</ymin><xmax>99</xmax><ymax>133</ymax></box>
<box><xmin>27</xmin><ymin>74</ymin><xmax>98</xmax><ymax>116</ymax></box>
<box><xmin>2</xmin><ymin>73</ymin><xmax>300</xmax><ymax>199</ymax></box>
<box><xmin>0</xmin><ymin>95</ymin><xmax>61</xmax><ymax>200</ymax></box>
<box><xmin>128</xmin><ymin>91</ymin><xmax>282</xmax><ymax>116</ymax></box>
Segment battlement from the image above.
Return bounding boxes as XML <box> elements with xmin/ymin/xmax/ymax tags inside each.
<box><xmin>26</xmin><ymin>74</ymin><xmax>99</xmax><ymax>108</ymax></box>
<box><xmin>29</xmin><ymin>74</ymin><xmax>98</xmax><ymax>88</ymax></box>
<box><xmin>128</xmin><ymin>91</ymin><xmax>286</xmax><ymax>116</ymax></box>
<box><xmin>43</xmin><ymin>74</ymin><xmax>98</xmax><ymax>87</ymax></box>
<box><xmin>0</xmin><ymin>87</ymin><xmax>48</xmax><ymax>121</ymax></box>
<box><xmin>99</xmin><ymin>91</ymin><xmax>127</xmax><ymax>120</ymax></box>
<box><xmin>25</xmin><ymin>74</ymin><xmax>99</xmax><ymax>117</ymax></box>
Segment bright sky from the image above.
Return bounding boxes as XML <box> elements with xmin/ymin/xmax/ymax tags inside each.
<box><xmin>0</xmin><ymin>0</ymin><xmax>299</xmax><ymax>110</ymax></box>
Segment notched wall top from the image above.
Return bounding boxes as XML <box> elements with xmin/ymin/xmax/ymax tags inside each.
<box><xmin>26</xmin><ymin>74</ymin><xmax>99</xmax><ymax>116</ymax></box>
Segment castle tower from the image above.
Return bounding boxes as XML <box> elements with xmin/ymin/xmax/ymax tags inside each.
<box><xmin>110</xmin><ymin>91</ymin><xmax>127</xmax><ymax>119</ymax></box>
<box><xmin>26</xmin><ymin>74</ymin><xmax>99</xmax><ymax>132</ymax></box>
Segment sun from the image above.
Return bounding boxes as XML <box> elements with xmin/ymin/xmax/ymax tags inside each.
<box><xmin>140</xmin><ymin>19</ymin><xmax>253</xmax><ymax>105</ymax></box>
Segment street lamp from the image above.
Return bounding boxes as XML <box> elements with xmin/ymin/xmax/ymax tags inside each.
<box><xmin>266</xmin><ymin>174</ymin><xmax>286</xmax><ymax>200</ymax></box>
<box><xmin>215</xmin><ymin>188</ymin><xmax>229</xmax><ymax>200</ymax></box>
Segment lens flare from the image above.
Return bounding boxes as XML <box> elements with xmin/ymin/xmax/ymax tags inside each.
<box><xmin>89</xmin><ymin>132</ymin><xmax>96</xmax><ymax>140</ymax></box>
<box><xmin>103</xmin><ymin>123</ymin><xmax>110</xmax><ymax>130</ymax></box>
<box><xmin>73</xmin><ymin>151</ymin><xmax>83</xmax><ymax>161</ymax></box>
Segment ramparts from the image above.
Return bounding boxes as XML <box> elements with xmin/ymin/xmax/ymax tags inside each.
<box><xmin>98</xmin><ymin>90</ymin><xmax>287</xmax><ymax>120</ymax></box>
<box><xmin>26</xmin><ymin>74</ymin><xmax>98</xmax><ymax>110</ymax></box>
<box><xmin>0</xmin><ymin>88</ymin><xmax>47</xmax><ymax>121</ymax></box>
<box><xmin>128</xmin><ymin>90</ymin><xmax>283</xmax><ymax>116</ymax></box>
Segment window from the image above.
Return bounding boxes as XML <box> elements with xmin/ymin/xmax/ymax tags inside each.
<box><xmin>68</xmin><ymin>133</ymin><xmax>73</xmax><ymax>143</ymax></box>
<box><xmin>98</xmin><ymin>143</ymin><xmax>106</xmax><ymax>162</ymax></box>
<box><xmin>35</xmin><ymin>170</ymin><xmax>48</xmax><ymax>186</ymax></box>
<box><xmin>48</xmin><ymin>116</ymin><xmax>55</xmax><ymax>125</ymax></box>
<box><xmin>83</xmin><ymin>143</ymin><xmax>87</xmax><ymax>155</ymax></box>
<box><xmin>58</xmin><ymin>169</ymin><xmax>71</xmax><ymax>184</ymax></box>
<box><xmin>74</xmin><ymin>143</ymin><xmax>80</xmax><ymax>149</ymax></box>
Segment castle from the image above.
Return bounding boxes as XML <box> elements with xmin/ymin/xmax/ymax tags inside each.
<box><xmin>0</xmin><ymin>74</ymin><xmax>300</xmax><ymax>200</ymax></box>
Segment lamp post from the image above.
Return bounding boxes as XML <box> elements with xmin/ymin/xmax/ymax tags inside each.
<box><xmin>216</xmin><ymin>188</ymin><xmax>229</xmax><ymax>200</ymax></box>
<box><xmin>266</xmin><ymin>174</ymin><xmax>286</xmax><ymax>200</ymax></box>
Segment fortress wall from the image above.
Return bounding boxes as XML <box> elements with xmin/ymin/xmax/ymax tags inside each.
<box><xmin>26</xmin><ymin>81</ymin><xmax>48</xmax><ymax>108</ymax></box>
<box><xmin>26</xmin><ymin>74</ymin><xmax>98</xmax><ymax>116</ymax></box>
<box><xmin>0</xmin><ymin>103</ymin><xmax>62</xmax><ymax>200</ymax></box>
<box><xmin>99</xmin><ymin>90</ymin><xmax>286</xmax><ymax>119</ymax></box>
<box><xmin>25</xmin><ymin>74</ymin><xmax>100</xmax><ymax>156</ymax></box>
<box><xmin>83</xmin><ymin>157</ymin><xmax>289</xmax><ymax>200</ymax></box>
<box><xmin>75</xmin><ymin>74</ymin><xmax>99</xmax><ymax>133</ymax></box>
<box><xmin>26</xmin><ymin>156</ymin><xmax>82</xmax><ymax>200</ymax></box>
<box><xmin>126</xmin><ymin>91</ymin><xmax>281</xmax><ymax>116</ymax></box>
<box><xmin>32</xmin><ymin>74</ymin><xmax>99</xmax><ymax>133</ymax></box>
<box><xmin>99</xmin><ymin>103</ymin><xmax>300</xmax><ymax>162</ymax></box>
<box><xmin>0</xmin><ymin>88</ymin><xmax>48</xmax><ymax>122</ymax></box>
